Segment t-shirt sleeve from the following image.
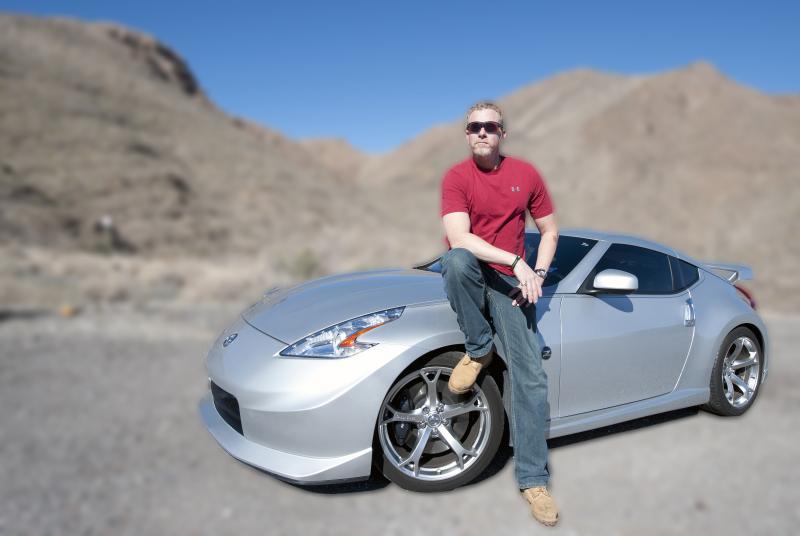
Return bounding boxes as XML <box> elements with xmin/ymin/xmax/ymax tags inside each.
<box><xmin>528</xmin><ymin>166</ymin><xmax>554</xmax><ymax>219</ymax></box>
<box><xmin>440</xmin><ymin>169</ymin><xmax>469</xmax><ymax>217</ymax></box>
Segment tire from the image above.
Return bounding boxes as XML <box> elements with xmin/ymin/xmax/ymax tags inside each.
<box><xmin>375</xmin><ymin>351</ymin><xmax>505</xmax><ymax>492</ymax></box>
<box><xmin>704</xmin><ymin>326</ymin><xmax>763</xmax><ymax>416</ymax></box>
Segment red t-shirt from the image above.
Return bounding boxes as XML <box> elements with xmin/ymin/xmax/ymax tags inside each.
<box><xmin>440</xmin><ymin>155</ymin><xmax>554</xmax><ymax>276</ymax></box>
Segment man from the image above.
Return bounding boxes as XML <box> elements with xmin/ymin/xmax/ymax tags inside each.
<box><xmin>439</xmin><ymin>101</ymin><xmax>560</xmax><ymax>526</ymax></box>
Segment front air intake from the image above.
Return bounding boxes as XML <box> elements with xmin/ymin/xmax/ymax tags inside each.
<box><xmin>210</xmin><ymin>382</ymin><xmax>243</xmax><ymax>435</ymax></box>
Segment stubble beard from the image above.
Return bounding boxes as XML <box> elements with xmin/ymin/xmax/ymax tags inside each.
<box><xmin>472</xmin><ymin>144</ymin><xmax>493</xmax><ymax>157</ymax></box>
<box><xmin>471</xmin><ymin>142</ymin><xmax>501</xmax><ymax>170</ymax></box>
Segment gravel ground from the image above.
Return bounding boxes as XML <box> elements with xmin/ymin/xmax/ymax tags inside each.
<box><xmin>1</xmin><ymin>304</ymin><xmax>798</xmax><ymax>536</ymax></box>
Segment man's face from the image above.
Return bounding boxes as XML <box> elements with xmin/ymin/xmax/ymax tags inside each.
<box><xmin>465</xmin><ymin>108</ymin><xmax>505</xmax><ymax>158</ymax></box>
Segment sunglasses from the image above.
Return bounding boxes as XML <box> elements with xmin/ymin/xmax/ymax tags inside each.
<box><xmin>466</xmin><ymin>121</ymin><xmax>503</xmax><ymax>134</ymax></box>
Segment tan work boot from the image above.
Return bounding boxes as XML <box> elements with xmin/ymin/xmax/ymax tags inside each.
<box><xmin>447</xmin><ymin>348</ymin><xmax>493</xmax><ymax>394</ymax></box>
<box><xmin>522</xmin><ymin>486</ymin><xmax>559</xmax><ymax>526</ymax></box>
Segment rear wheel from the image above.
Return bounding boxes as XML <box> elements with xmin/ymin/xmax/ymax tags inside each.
<box><xmin>376</xmin><ymin>352</ymin><xmax>504</xmax><ymax>492</ymax></box>
<box><xmin>704</xmin><ymin>327</ymin><xmax>763</xmax><ymax>416</ymax></box>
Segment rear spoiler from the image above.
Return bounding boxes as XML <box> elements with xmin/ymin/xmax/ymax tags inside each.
<box><xmin>700</xmin><ymin>262</ymin><xmax>753</xmax><ymax>284</ymax></box>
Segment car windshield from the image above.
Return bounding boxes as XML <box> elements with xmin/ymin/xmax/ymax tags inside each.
<box><xmin>415</xmin><ymin>234</ymin><xmax>598</xmax><ymax>287</ymax></box>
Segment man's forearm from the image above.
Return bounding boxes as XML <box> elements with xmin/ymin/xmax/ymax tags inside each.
<box><xmin>533</xmin><ymin>231</ymin><xmax>558</xmax><ymax>271</ymax></box>
<box><xmin>451</xmin><ymin>233</ymin><xmax>518</xmax><ymax>267</ymax></box>
<box><xmin>450</xmin><ymin>229</ymin><xmax>559</xmax><ymax>271</ymax></box>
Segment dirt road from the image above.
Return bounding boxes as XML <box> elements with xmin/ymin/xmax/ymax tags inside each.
<box><xmin>1</xmin><ymin>304</ymin><xmax>797</xmax><ymax>535</ymax></box>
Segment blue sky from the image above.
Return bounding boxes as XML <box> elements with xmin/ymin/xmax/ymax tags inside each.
<box><xmin>3</xmin><ymin>1</ymin><xmax>799</xmax><ymax>152</ymax></box>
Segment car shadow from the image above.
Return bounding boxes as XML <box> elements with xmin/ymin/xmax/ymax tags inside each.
<box><xmin>273</xmin><ymin>406</ymin><xmax>700</xmax><ymax>495</ymax></box>
<box><xmin>242</xmin><ymin>463</ymin><xmax>391</xmax><ymax>495</ymax></box>
<box><xmin>468</xmin><ymin>405</ymin><xmax>700</xmax><ymax>488</ymax></box>
<box><xmin>285</xmin><ymin>474</ymin><xmax>392</xmax><ymax>494</ymax></box>
<box><xmin>546</xmin><ymin>406</ymin><xmax>700</xmax><ymax>449</ymax></box>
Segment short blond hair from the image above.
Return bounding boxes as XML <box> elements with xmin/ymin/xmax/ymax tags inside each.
<box><xmin>466</xmin><ymin>101</ymin><xmax>504</xmax><ymax>126</ymax></box>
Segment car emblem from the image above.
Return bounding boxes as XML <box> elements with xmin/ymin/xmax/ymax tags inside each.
<box><xmin>222</xmin><ymin>333</ymin><xmax>238</xmax><ymax>347</ymax></box>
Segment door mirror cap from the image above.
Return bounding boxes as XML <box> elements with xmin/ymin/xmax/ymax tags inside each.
<box><xmin>592</xmin><ymin>269</ymin><xmax>639</xmax><ymax>293</ymax></box>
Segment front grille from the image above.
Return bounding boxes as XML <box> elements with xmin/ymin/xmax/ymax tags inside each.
<box><xmin>210</xmin><ymin>381</ymin><xmax>243</xmax><ymax>435</ymax></box>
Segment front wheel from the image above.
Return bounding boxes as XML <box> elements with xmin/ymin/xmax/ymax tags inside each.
<box><xmin>375</xmin><ymin>352</ymin><xmax>504</xmax><ymax>492</ymax></box>
<box><xmin>704</xmin><ymin>327</ymin><xmax>763</xmax><ymax>416</ymax></box>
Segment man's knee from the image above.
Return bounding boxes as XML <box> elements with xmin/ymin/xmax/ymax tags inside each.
<box><xmin>442</xmin><ymin>248</ymin><xmax>480</xmax><ymax>279</ymax></box>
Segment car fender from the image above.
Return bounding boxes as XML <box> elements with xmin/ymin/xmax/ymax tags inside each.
<box><xmin>675</xmin><ymin>272</ymin><xmax>769</xmax><ymax>392</ymax></box>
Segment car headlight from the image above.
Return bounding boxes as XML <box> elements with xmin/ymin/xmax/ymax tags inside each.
<box><xmin>279</xmin><ymin>307</ymin><xmax>405</xmax><ymax>358</ymax></box>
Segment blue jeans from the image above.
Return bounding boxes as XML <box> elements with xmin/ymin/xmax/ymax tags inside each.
<box><xmin>440</xmin><ymin>248</ymin><xmax>550</xmax><ymax>489</ymax></box>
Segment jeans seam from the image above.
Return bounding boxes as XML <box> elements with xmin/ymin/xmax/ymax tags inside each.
<box><xmin>490</xmin><ymin>288</ymin><xmax>520</xmax><ymax>480</ymax></box>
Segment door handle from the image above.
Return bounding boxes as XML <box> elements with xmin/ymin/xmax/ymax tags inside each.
<box><xmin>541</xmin><ymin>346</ymin><xmax>552</xmax><ymax>360</ymax></box>
<box><xmin>684</xmin><ymin>298</ymin><xmax>695</xmax><ymax>327</ymax></box>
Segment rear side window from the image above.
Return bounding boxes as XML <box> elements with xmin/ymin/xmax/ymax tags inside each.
<box><xmin>670</xmin><ymin>257</ymin><xmax>700</xmax><ymax>291</ymax></box>
<box><xmin>525</xmin><ymin>234</ymin><xmax>597</xmax><ymax>287</ymax></box>
<box><xmin>583</xmin><ymin>243</ymin><xmax>674</xmax><ymax>294</ymax></box>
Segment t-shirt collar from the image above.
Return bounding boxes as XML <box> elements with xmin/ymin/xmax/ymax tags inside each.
<box><xmin>471</xmin><ymin>154</ymin><xmax>506</xmax><ymax>174</ymax></box>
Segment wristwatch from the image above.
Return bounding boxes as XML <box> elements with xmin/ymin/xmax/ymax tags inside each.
<box><xmin>533</xmin><ymin>268</ymin><xmax>548</xmax><ymax>279</ymax></box>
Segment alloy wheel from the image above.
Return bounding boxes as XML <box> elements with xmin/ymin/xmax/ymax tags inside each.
<box><xmin>378</xmin><ymin>366</ymin><xmax>492</xmax><ymax>481</ymax></box>
<box><xmin>721</xmin><ymin>336</ymin><xmax>760</xmax><ymax>408</ymax></box>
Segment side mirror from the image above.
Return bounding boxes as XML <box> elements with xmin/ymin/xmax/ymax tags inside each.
<box><xmin>591</xmin><ymin>269</ymin><xmax>638</xmax><ymax>293</ymax></box>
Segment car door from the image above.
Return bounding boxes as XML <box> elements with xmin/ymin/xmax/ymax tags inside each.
<box><xmin>492</xmin><ymin>295</ymin><xmax>562</xmax><ymax>419</ymax></box>
<box><xmin>558</xmin><ymin>243</ymin><xmax>695</xmax><ymax>417</ymax></box>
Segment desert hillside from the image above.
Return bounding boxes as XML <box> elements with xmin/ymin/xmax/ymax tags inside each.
<box><xmin>0</xmin><ymin>15</ymin><xmax>365</xmax><ymax>258</ymax></box>
<box><xmin>1</xmin><ymin>14</ymin><xmax>798</xmax><ymax>312</ymax></box>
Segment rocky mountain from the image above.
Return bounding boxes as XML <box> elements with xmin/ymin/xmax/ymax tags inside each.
<box><xmin>0</xmin><ymin>14</ymin><xmax>364</xmax><ymax>264</ymax></box>
<box><xmin>1</xmin><ymin>13</ymin><xmax>798</xmax><ymax>312</ymax></box>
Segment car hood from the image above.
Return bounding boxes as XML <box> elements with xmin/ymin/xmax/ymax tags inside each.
<box><xmin>242</xmin><ymin>268</ymin><xmax>446</xmax><ymax>343</ymax></box>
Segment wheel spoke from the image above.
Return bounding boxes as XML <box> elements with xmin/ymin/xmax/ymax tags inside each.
<box><xmin>437</xmin><ymin>424</ymin><xmax>477</xmax><ymax>469</ymax></box>
<box><xmin>730</xmin><ymin>374</ymin><xmax>752</xmax><ymax>396</ymax></box>
<box><xmin>399</xmin><ymin>426</ymin><xmax>433</xmax><ymax>476</ymax></box>
<box><xmin>381</xmin><ymin>404</ymin><xmax>425</xmax><ymax>425</ymax></box>
<box><xmin>441</xmin><ymin>391</ymin><xmax>488</xmax><ymax>420</ymax></box>
<box><xmin>422</xmin><ymin>369</ymin><xmax>442</xmax><ymax>407</ymax></box>
<box><xmin>727</xmin><ymin>337</ymin><xmax>744</xmax><ymax>360</ymax></box>
<box><xmin>724</xmin><ymin>376</ymin><xmax>734</xmax><ymax>401</ymax></box>
<box><xmin>731</xmin><ymin>356</ymin><xmax>756</xmax><ymax>370</ymax></box>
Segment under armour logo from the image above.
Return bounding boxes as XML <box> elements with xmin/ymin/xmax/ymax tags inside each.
<box><xmin>510</xmin><ymin>186</ymin><xmax>520</xmax><ymax>192</ymax></box>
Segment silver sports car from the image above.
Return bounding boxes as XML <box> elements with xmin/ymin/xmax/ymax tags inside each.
<box><xmin>199</xmin><ymin>228</ymin><xmax>768</xmax><ymax>492</ymax></box>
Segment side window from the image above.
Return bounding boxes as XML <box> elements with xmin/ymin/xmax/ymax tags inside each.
<box><xmin>525</xmin><ymin>234</ymin><xmax>597</xmax><ymax>287</ymax></box>
<box><xmin>583</xmin><ymin>243</ymin><xmax>674</xmax><ymax>294</ymax></box>
<box><xmin>670</xmin><ymin>256</ymin><xmax>699</xmax><ymax>291</ymax></box>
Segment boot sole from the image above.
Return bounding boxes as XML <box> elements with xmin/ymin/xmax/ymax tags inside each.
<box><xmin>533</xmin><ymin>515</ymin><xmax>559</xmax><ymax>527</ymax></box>
<box><xmin>446</xmin><ymin>382</ymin><xmax>474</xmax><ymax>395</ymax></box>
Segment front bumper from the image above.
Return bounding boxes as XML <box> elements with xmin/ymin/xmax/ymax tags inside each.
<box><xmin>199</xmin><ymin>313</ymin><xmax>422</xmax><ymax>484</ymax></box>
<box><xmin>198</xmin><ymin>393</ymin><xmax>372</xmax><ymax>484</ymax></box>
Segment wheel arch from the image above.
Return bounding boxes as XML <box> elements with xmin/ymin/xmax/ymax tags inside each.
<box><xmin>735</xmin><ymin>322</ymin><xmax>767</xmax><ymax>383</ymax></box>
<box><xmin>700</xmin><ymin>318</ymin><xmax>767</xmax><ymax>387</ymax></box>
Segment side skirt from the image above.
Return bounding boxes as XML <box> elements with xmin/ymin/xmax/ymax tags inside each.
<box><xmin>546</xmin><ymin>388</ymin><xmax>709</xmax><ymax>439</ymax></box>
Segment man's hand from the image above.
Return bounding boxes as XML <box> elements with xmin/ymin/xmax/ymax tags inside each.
<box><xmin>511</xmin><ymin>259</ymin><xmax>543</xmax><ymax>306</ymax></box>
